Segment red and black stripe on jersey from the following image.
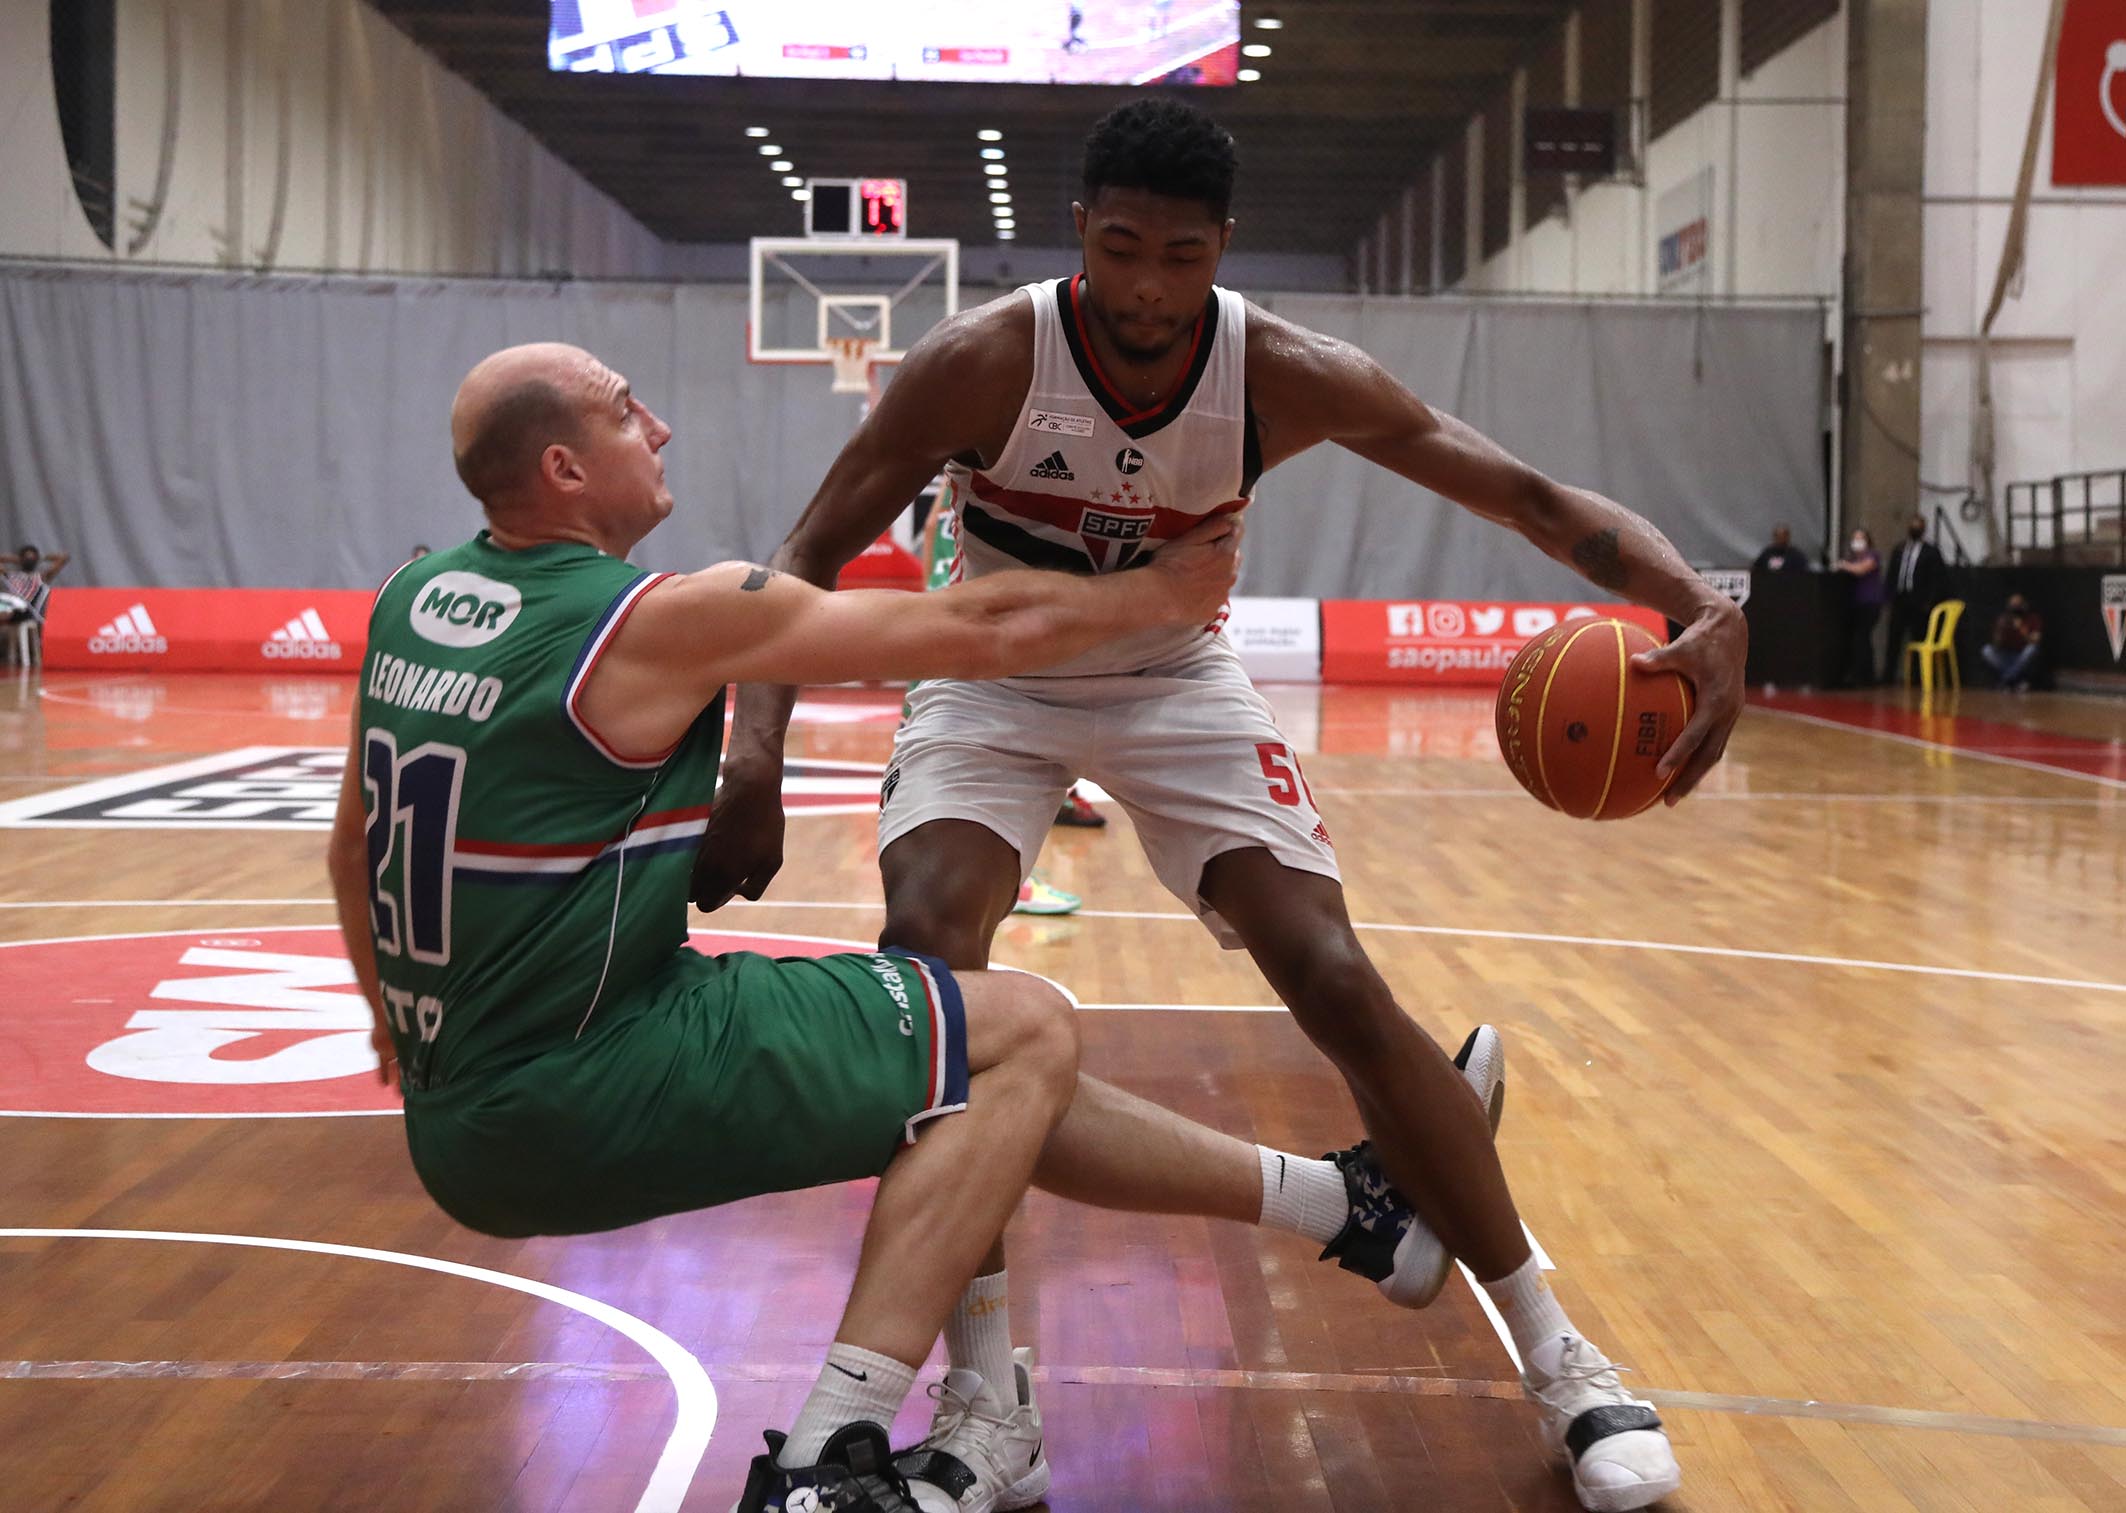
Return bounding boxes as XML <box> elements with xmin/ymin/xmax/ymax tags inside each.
<box><xmin>959</xmin><ymin>470</ymin><xmax>1246</xmax><ymax>573</ymax></box>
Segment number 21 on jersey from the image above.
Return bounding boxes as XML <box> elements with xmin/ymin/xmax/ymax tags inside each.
<box><xmin>362</xmin><ymin>730</ymin><xmax>467</xmax><ymax>966</ymax></box>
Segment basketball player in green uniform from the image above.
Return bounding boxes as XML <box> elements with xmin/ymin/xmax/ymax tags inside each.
<box><xmin>697</xmin><ymin>101</ymin><xmax>1748</xmax><ymax>1512</ymax></box>
<box><xmin>327</xmin><ymin>341</ymin><xmax>1252</xmax><ymax>1512</ymax></box>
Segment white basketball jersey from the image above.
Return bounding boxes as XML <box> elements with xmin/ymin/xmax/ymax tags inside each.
<box><xmin>937</xmin><ymin>275</ymin><xmax>1258</xmax><ymax>677</ymax></box>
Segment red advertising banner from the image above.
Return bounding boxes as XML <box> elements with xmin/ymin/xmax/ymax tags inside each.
<box><xmin>42</xmin><ymin>588</ymin><xmax>375</xmax><ymax>672</ymax></box>
<box><xmin>1320</xmin><ymin>599</ymin><xmax>1667</xmax><ymax>685</ymax></box>
<box><xmin>2054</xmin><ymin>0</ymin><xmax>2126</xmax><ymax>186</ymax></box>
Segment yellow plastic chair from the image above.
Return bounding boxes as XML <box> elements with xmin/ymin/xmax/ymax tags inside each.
<box><xmin>1901</xmin><ymin>599</ymin><xmax>1964</xmax><ymax>699</ymax></box>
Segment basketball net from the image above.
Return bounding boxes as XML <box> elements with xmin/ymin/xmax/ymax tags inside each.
<box><xmin>826</xmin><ymin>335</ymin><xmax>880</xmax><ymax>396</ymax></box>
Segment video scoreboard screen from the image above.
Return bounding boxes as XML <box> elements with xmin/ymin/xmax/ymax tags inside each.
<box><xmin>548</xmin><ymin>2</ymin><xmax>1242</xmax><ymax>85</ymax></box>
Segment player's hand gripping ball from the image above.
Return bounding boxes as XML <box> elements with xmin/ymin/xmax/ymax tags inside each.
<box><xmin>1494</xmin><ymin>618</ymin><xmax>1694</xmax><ymax>819</ymax></box>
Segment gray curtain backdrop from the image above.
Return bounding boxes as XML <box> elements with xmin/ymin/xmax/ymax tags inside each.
<box><xmin>0</xmin><ymin>264</ymin><xmax>1824</xmax><ymax>597</ymax></box>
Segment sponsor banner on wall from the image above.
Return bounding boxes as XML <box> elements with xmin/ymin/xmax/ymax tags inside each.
<box><xmin>1320</xmin><ymin>600</ymin><xmax>1667</xmax><ymax>685</ymax></box>
<box><xmin>2053</xmin><ymin>1</ymin><xmax>2126</xmax><ymax>186</ymax></box>
<box><xmin>1224</xmin><ymin>597</ymin><xmax>1322</xmax><ymax>681</ymax></box>
<box><xmin>43</xmin><ymin>588</ymin><xmax>375</xmax><ymax>671</ymax></box>
<box><xmin>1656</xmin><ymin>165</ymin><xmax>1715</xmax><ymax>294</ymax></box>
<box><xmin>1700</xmin><ymin>567</ymin><xmax>1752</xmax><ymax>608</ymax></box>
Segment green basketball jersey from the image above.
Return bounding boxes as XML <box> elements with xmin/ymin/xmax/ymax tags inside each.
<box><xmin>357</xmin><ymin>533</ymin><xmax>722</xmax><ymax>1089</ymax></box>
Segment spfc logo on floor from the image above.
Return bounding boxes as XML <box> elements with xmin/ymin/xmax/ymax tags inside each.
<box><xmin>0</xmin><ymin>926</ymin><xmax>869</xmax><ymax>1116</ymax></box>
<box><xmin>0</xmin><ymin>748</ymin><xmax>890</xmax><ymax>830</ymax></box>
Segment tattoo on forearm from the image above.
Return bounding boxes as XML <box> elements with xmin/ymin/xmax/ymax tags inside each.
<box><xmin>739</xmin><ymin>566</ymin><xmax>779</xmax><ymax>592</ymax></box>
<box><xmin>1570</xmin><ymin>528</ymin><xmax>1630</xmax><ymax>592</ymax></box>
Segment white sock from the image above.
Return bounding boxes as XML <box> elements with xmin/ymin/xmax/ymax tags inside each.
<box><xmin>1481</xmin><ymin>1255</ymin><xmax>1574</xmax><ymax>1367</ymax></box>
<box><xmin>942</xmin><ymin>1270</ymin><xmax>1017</xmax><ymax>1408</ymax></box>
<box><xmin>1256</xmin><ymin>1146</ymin><xmax>1349</xmax><ymax>1247</ymax></box>
<box><xmin>779</xmin><ymin>1343</ymin><xmax>917</xmax><ymax>1467</ymax></box>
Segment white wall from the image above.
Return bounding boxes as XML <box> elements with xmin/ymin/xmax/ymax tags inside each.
<box><xmin>1922</xmin><ymin>0</ymin><xmax>2126</xmax><ymax>503</ymax></box>
<box><xmin>1462</xmin><ymin>3</ymin><xmax>1846</xmax><ymax>298</ymax></box>
<box><xmin>0</xmin><ymin>0</ymin><xmax>668</xmax><ymax>278</ymax></box>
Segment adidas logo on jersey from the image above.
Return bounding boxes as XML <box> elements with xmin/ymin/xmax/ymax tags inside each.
<box><xmin>1028</xmin><ymin>450</ymin><xmax>1076</xmax><ymax>481</ymax></box>
<box><xmin>89</xmin><ymin>604</ymin><xmax>168</xmax><ymax>655</ymax></box>
<box><xmin>262</xmin><ymin>607</ymin><xmax>344</xmax><ymax>660</ymax></box>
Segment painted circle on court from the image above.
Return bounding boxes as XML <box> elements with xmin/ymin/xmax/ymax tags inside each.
<box><xmin>0</xmin><ymin>925</ymin><xmax>871</xmax><ymax>1117</ymax></box>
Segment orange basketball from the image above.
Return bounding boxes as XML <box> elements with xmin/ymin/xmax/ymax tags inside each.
<box><xmin>1493</xmin><ymin>617</ymin><xmax>1693</xmax><ymax>820</ymax></box>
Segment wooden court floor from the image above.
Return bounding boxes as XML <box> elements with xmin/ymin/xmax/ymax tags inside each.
<box><xmin>2</xmin><ymin>668</ymin><xmax>2123</xmax><ymax>1511</ymax></box>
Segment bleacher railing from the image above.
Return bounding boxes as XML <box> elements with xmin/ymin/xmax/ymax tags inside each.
<box><xmin>2005</xmin><ymin>469</ymin><xmax>2126</xmax><ymax>565</ymax></box>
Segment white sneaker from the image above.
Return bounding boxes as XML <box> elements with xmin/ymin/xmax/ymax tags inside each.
<box><xmin>896</xmin><ymin>1347</ymin><xmax>1049</xmax><ymax>1513</ymax></box>
<box><xmin>1319</xmin><ymin>1024</ymin><xmax>1507</xmax><ymax>1308</ymax></box>
<box><xmin>1522</xmin><ymin>1332</ymin><xmax>1682</xmax><ymax>1511</ymax></box>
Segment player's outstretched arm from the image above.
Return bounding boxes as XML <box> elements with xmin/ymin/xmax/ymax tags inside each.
<box><xmin>1247</xmin><ymin>309</ymin><xmax>1746</xmax><ymax>802</ymax></box>
<box><xmin>701</xmin><ymin>299</ymin><xmax>1032</xmax><ymax>909</ymax></box>
<box><xmin>577</xmin><ymin>517</ymin><xmax>1240</xmax><ymax>778</ymax></box>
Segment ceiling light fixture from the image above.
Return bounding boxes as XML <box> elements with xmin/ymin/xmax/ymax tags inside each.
<box><xmin>1237</xmin><ymin>67</ymin><xmax>1261</xmax><ymax>82</ymax></box>
<box><xmin>978</xmin><ymin>128</ymin><xmax>1003</xmax><ymax>141</ymax></box>
<box><xmin>989</xmin><ymin>191</ymin><xmax>1012</xmax><ymax>204</ymax></box>
<box><xmin>770</xmin><ymin>160</ymin><xmax>793</xmax><ymax>172</ymax></box>
<box><xmin>782</xmin><ymin>175</ymin><xmax>803</xmax><ymax>187</ymax></box>
<box><xmin>984</xmin><ymin>163</ymin><xmax>1007</xmax><ymax>176</ymax></box>
<box><xmin>1254</xmin><ymin>15</ymin><xmax>1283</xmax><ymax>29</ymax></box>
<box><xmin>759</xmin><ymin>143</ymin><xmax>782</xmax><ymax>155</ymax></box>
<box><xmin>981</xmin><ymin>147</ymin><xmax>1005</xmax><ymax>160</ymax></box>
<box><xmin>745</xmin><ymin>126</ymin><xmax>770</xmax><ymax>137</ymax></box>
<box><xmin>1242</xmin><ymin>43</ymin><xmax>1272</xmax><ymax>58</ymax></box>
<box><xmin>791</xmin><ymin>188</ymin><xmax>811</xmax><ymax>201</ymax></box>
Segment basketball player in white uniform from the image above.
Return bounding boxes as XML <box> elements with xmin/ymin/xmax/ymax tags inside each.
<box><xmin>697</xmin><ymin>100</ymin><xmax>1745</xmax><ymax>1512</ymax></box>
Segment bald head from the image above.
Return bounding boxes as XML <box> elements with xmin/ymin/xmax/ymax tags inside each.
<box><xmin>449</xmin><ymin>343</ymin><xmax>602</xmax><ymax>508</ymax></box>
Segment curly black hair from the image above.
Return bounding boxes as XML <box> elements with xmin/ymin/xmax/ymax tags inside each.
<box><xmin>1082</xmin><ymin>98</ymin><xmax>1238</xmax><ymax>219</ymax></box>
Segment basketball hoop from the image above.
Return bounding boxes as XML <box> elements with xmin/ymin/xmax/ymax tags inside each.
<box><xmin>827</xmin><ymin>336</ymin><xmax>880</xmax><ymax>395</ymax></box>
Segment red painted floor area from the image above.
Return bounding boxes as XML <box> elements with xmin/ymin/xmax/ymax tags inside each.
<box><xmin>1753</xmin><ymin>691</ymin><xmax>2126</xmax><ymax>783</ymax></box>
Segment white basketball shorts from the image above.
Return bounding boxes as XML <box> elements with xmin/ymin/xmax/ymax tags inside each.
<box><xmin>878</xmin><ymin>636</ymin><xmax>1340</xmax><ymax>948</ymax></box>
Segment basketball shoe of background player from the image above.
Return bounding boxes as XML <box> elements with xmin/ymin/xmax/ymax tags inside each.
<box><xmin>1010</xmin><ymin>872</ymin><xmax>1080</xmax><ymax>915</ymax></box>
<box><xmin>1521</xmin><ymin>1332</ymin><xmax>1681</xmax><ymax>1511</ymax></box>
<box><xmin>897</xmin><ymin>1347</ymin><xmax>1048</xmax><ymax>1513</ymax></box>
<box><xmin>1053</xmin><ymin>786</ymin><xmax>1107</xmax><ymax>827</ymax></box>
<box><xmin>1318</xmin><ymin>1025</ymin><xmax>1506</xmax><ymax>1308</ymax></box>
<box><xmin>732</xmin><ymin>1422</ymin><xmax>923</xmax><ymax>1513</ymax></box>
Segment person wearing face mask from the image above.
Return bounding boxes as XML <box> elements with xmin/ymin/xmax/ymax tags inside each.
<box><xmin>1881</xmin><ymin>513</ymin><xmax>1946</xmax><ymax>683</ymax></box>
<box><xmin>1833</xmin><ymin>526</ymin><xmax>1885</xmax><ymax>687</ymax></box>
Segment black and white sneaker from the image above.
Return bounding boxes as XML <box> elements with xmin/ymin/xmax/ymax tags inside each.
<box><xmin>732</xmin><ymin>1423</ymin><xmax>922</xmax><ymax>1513</ymax></box>
<box><xmin>1522</xmin><ymin>1332</ymin><xmax>1682</xmax><ymax>1511</ymax></box>
<box><xmin>1318</xmin><ymin>1025</ymin><xmax>1507</xmax><ymax>1308</ymax></box>
<box><xmin>896</xmin><ymin>1347</ymin><xmax>1049</xmax><ymax>1513</ymax></box>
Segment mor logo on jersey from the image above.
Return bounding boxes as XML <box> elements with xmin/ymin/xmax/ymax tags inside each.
<box><xmin>1028</xmin><ymin>451</ymin><xmax>1076</xmax><ymax>481</ymax></box>
<box><xmin>1115</xmin><ymin>447</ymin><xmax>1146</xmax><ymax>475</ymax></box>
<box><xmin>0</xmin><ymin>748</ymin><xmax>891</xmax><ymax>830</ymax></box>
<box><xmin>0</xmin><ymin>925</ymin><xmax>876</xmax><ymax>1116</ymax></box>
<box><xmin>410</xmin><ymin>571</ymin><xmax>523</xmax><ymax>648</ymax></box>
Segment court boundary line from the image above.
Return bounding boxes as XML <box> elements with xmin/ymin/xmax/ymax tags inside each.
<box><xmin>7</xmin><ymin>903</ymin><xmax>2121</xmax><ymax>998</ymax></box>
<box><xmin>0</xmin><ymin>1228</ymin><xmax>714</xmax><ymax>1512</ymax></box>
<box><xmin>5</xmin><ymin>1360</ymin><xmax>2115</xmax><ymax>1451</ymax></box>
<box><xmin>1753</xmin><ymin>705</ymin><xmax>2126</xmax><ymax>790</ymax></box>
<box><xmin>720</xmin><ymin>899</ymin><xmax>2126</xmax><ymax>998</ymax></box>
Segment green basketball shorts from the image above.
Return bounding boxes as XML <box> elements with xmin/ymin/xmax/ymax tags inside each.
<box><xmin>401</xmin><ymin>946</ymin><xmax>969</xmax><ymax>1237</ymax></box>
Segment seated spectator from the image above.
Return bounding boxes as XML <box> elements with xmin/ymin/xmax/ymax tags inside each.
<box><xmin>3</xmin><ymin>543</ymin><xmax>68</xmax><ymax>625</ymax></box>
<box><xmin>1752</xmin><ymin>524</ymin><xmax>1811</xmax><ymax>574</ymax></box>
<box><xmin>1981</xmin><ymin>594</ymin><xmax>2043</xmax><ymax>691</ymax></box>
